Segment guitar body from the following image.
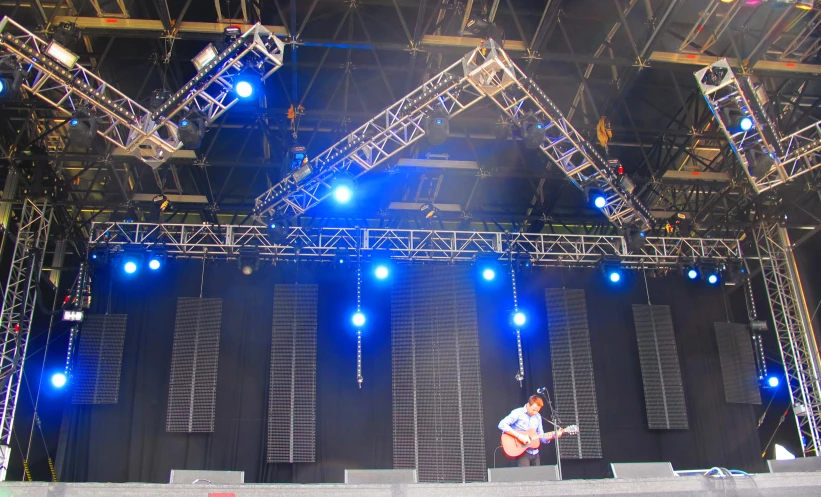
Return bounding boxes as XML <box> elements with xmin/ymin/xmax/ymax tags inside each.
<box><xmin>500</xmin><ymin>425</ymin><xmax>579</xmax><ymax>459</ymax></box>
<box><xmin>501</xmin><ymin>428</ymin><xmax>544</xmax><ymax>458</ymax></box>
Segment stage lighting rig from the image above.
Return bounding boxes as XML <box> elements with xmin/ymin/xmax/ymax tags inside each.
<box><xmin>600</xmin><ymin>256</ymin><xmax>622</xmax><ymax>283</ymax></box>
<box><xmin>0</xmin><ymin>57</ymin><xmax>23</xmax><ymax>100</ymax></box>
<box><xmin>423</xmin><ymin>109</ymin><xmax>450</xmax><ymax>146</ymax></box>
<box><xmin>238</xmin><ymin>246</ymin><xmax>260</xmax><ymax>275</ymax></box>
<box><xmin>522</xmin><ymin>118</ymin><xmax>546</xmax><ymax>149</ymax></box>
<box><xmin>67</xmin><ymin>108</ymin><xmax>98</xmax><ymax>149</ymax></box>
<box><xmin>178</xmin><ymin>111</ymin><xmax>207</xmax><ymax>150</ymax></box>
<box><xmin>464</xmin><ymin>15</ymin><xmax>504</xmax><ymax>46</ymax></box>
<box><xmin>623</xmin><ymin>224</ymin><xmax>647</xmax><ymax>253</ymax></box>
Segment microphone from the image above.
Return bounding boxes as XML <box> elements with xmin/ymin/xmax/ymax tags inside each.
<box><xmin>537</xmin><ymin>387</ymin><xmax>547</xmax><ymax>394</ymax></box>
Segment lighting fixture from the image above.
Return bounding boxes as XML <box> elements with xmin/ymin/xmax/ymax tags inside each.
<box><xmin>51</xmin><ymin>372</ymin><xmax>67</xmax><ymax>388</ymax></box>
<box><xmin>238</xmin><ymin>246</ymin><xmax>260</xmax><ymax>275</ymax></box>
<box><xmin>584</xmin><ymin>185</ymin><xmax>607</xmax><ymax>209</ymax></box>
<box><xmin>600</xmin><ymin>256</ymin><xmax>622</xmax><ymax>283</ymax></box>
<box><xmin>334</xmin><ymin>246</ymin><xmax>351</xmax><ymax>266</ymax></box>
<box><xmin>124</xmin><ymin>261</ymin><xmax>138</xmax><ymax>274</ymax></box>
<box><xmin>768</xmin><ymin>376</ymin><xmax>779</xmax><ymax>387</ymax></box>
<box><xmin>67</xmin><ymin>109</ymin><xmax>98</xmax><ymax>149</ymax></box>
<box><xmin>45</xmin><ymin>40</ymin><xmax>79</xmax><ymax>69</ymax></box>
<box><xmin>523</xmin><ymin>121</ymin><xmax>546</xmax><ymax>149</ymax></box>
<box><xmin>513</xmin><ymin>312</ymin><xmax>526</xmax><ymax>327</ymax></box>
<box><xmin>482</xmin><ymin>268</ymin><xmax>496</xmax><ymax>281</ymax></box>
<box><xmin>624</xmin><ymin>224</ymin><xmax>647</xmax><ymax>253</ymax></box>
<box><xmin>700</xmin><ymin>65</ymin><xmax>728</xmax><ymax>87</ymax></box>
<box><xmin>739</xmin><ymin>116</ymin><xmax>754</xmax><ymax>131</ymax></box>
<box><xmin>147</xmin><ymin>248</ymin><xmax>167</xmax><ymax>271</ymax></box>
<box><xmin>332</xmin><ymin>176</ymin><xmax>356</xmax><ymax>204</ymax></box>
<box><xmin>796</xmin><ymin>0</ymin><xmax>814</xmax><ymax>10</ymax></box>
<box><xmin>375</xmin><ymin>265</ymin><xmax>389</xmax><ymax>280</ymax></box>
<box><xmin>0</xmin><ymin>64</ymin><xmax>24</xmax><ymax>100</ymax></box>
<box><xmin>352</xmin><ymin>312</ymin><xmax>366</xmax><ymax>327</ymax></box>
<box><xmin>423</xmin><ymin>111</ymin><xmax>449</xmax><ymax>146</ymax></box>
<box><xmin>192</xmin><ymin>43</ymin><xmax>219</xmax><ymax>72</ymax></box>
<box><xmin>62</xmin><ymin>310</ymin><xmax>84</xmax><ymax>322</ymax></box>
<box><xmin>178</xmin><ymin>111</ymin><xmax>207</xmax><ymax>150</ymax></box>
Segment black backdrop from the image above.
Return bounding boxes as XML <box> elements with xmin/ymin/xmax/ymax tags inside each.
<box><xmin>53</xmin><ymin>259</ymin><xmax>765</xmax><ymax>483</ymax></box>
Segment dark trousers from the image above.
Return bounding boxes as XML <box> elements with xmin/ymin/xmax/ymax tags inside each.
<box><xmin>516</xmin><ymin>452</ymin><xmax>540</xmax><ymax>467</ymax></box>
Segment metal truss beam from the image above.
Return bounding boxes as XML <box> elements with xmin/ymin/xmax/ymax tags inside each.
<box><xmin>254</xmin><ymin>40</ymin><xmax>652</xmax><ymax>229</ymax></box>
<box><xmin>753</xmin><ymin>223</ymin><xmax>821</xmax><ymax>456</ymax></box>
<box><xmin>89</xmin><ymin>222</ymin><xmax>740</xmax><ymax>267</ymax></box>
<box><xmin>0</xmin><ymin>17</ymin><xmax>283</xmax><ymax>169</ymax></box>
<box><xmin>650</xmin><ymin>52</ymin><xmax>821</xmax><ymax>77</ymax></box>
<box><xmin>696</xmin><ymin>59</ymin><xmax>821</xmax><ymax>194</ymax></box>
<box><xmin>0</xmin><ymin>199</ymin><xmax>52</xmax><ymax>482</ymax></box>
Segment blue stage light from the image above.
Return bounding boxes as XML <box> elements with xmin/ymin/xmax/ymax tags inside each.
<box><xmin>687</xmin><ymin>269</ymin><xmax>698</xmax><ymax>280</ymax></box>
<box><xmin>609</xmin><ymin>271</ymin><xmax>621</xmax><ymax>283</ymax></box>
<box><xmin>69</xmin><ymin>117</ymin><xmax>79</xmax><ymax>127</ymax></box>
<box><xmin>768</xmin><ymin>376</ymin><xmax>779</xmax><ymax>387</ymax></box>
<box><xmin>482</xmin><ymin>268</ymin><xmax>496</xmax><ymax>281</ymax></box>
<box><xmin>51</xmin><ymin>372</ymin><xmax>67</xmax><ymax>388</ymax></box>
<box><xmin>513</xmin><ymin>312</ymin><xmax>526</xmax><ymax>326</ymax></box>
<box><xmin>180</xmin><ymin>119</ymin><xmax>189</xmax><ymax>127</ymax></box>
<box><xmin>0</xmin><ymin>80</ymin><xmax>5</xmax><ymax>95</ymax></box>
<box><xmin>740</xmin><ymin>116</ymin><xmax>753</xmax><ymax>131</ymax></box>
<box><xmin>124</xmin><ymin>261</ymin><xmax>137</xmax><ymax>274</ymax></box>
<box><xmin>375</xmin><ymin>265</ymin><xmax>389</xmax><ymax>280</ymax></box>
<box><xmin>594</xmin><ymin>195</ymin><xmax>607</xmax><ymax>209</ymax></box>
<box><xmin>235</xmin><ymin>80</ymin><xmax>254</xmax><ymax>98</ymax></box>
<box><xmin>148</xmin><ymin>258</ymin><xmax>161</xmax><ymax>270</ymax></box>
<box><xmin>352</xmin><ymin>312</ymin><xmax>366</xmax><ymax>327</ymax></box>
<box><xmin>707</xmin><ymin>273</ymin><xmax>719</xmax><ymax>285</ymax></box>
<box><xmin>334</xmin><ymin>185</ymin><xmax>352</xmax><ymax>203</ymax></box>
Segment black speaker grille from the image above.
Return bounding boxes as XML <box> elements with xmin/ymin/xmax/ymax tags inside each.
<box><xmin>72</xmin><ymin>314</ymin><xmax>127</xmax><ymax>405</ymax></box>
<box><xmin>715</xmin><ymin>322</ymin><xmax>761</xmax><ymax>405</ymax></box>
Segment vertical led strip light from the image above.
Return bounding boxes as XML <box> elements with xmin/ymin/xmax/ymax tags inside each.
<box><xmin>511</xmin><ymin>259</ymin><xmax>524</xmax><ymax>385</ymax></box>
<box><xmin>356</xmin><ymin>265</ymin><xmax>363</xmax><ymax>388</ymax></box>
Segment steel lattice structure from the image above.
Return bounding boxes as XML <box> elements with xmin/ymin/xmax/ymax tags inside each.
<box><xmin>0</xmin><ymin>17</ymin><xmax>283</xmax><ymax>168</ymax></box>
<box><xmin>253</xmin><ymin>40</ymin><xmax>652</xmax><ymax>229</ymax></box>
<box><xmin>0</xmin><ymin>200</ymin><xmax>52</xmax><ymax>481</ymax></box>
<box><xmin>88</xmin><ymin>222</ymin><xmax>739</xmax><ymax>266</ymax></box>
<box><xmin>695</xmin><ymin>59</ymin><xmax>821</xmax><ymax>194</ymax></box>
<box><xmin>754</xmin><ymin>224</ymin><xmax>821</xmax><ymax>456</ymax></box>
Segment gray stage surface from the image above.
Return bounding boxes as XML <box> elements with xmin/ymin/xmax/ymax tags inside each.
<box><xmin>2</xmin><ymin>473</ymin><xmax>821</xmax><ymax>497</ymax></box>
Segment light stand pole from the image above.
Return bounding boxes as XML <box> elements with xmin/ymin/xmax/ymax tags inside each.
<box><xmin>539</xmin><ymin>389</ymin><xmax>562</xmax><ymax>480</ymax></box>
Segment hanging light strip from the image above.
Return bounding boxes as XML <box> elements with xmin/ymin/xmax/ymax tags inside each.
<box><xmin>510</xmin><ymin>261</ymin><xmax>524</xmax><ymax>386</ymax></box>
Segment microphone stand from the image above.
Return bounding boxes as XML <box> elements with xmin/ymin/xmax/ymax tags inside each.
<box><xmin>539</xmin><ymin>389</ymin><xmax>562</xmax><ymax>480</ymax></box>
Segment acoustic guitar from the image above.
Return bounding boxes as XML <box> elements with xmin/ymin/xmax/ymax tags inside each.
<box><xmin>500</xmin><ymin>425</ymin><xmax>579</xmax><ymax>458</ymax></box>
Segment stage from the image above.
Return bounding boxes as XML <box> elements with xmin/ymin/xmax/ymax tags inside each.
<box><xmin>2</xmin><ymin>472</ymin><xmax>821</xmax><ymax>496</ymax></box>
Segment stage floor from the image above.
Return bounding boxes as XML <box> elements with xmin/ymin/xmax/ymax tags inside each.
<box><xmin>2</xmin><ymin>472</ymin><xmax>821</xmax><ymax>497</ymax></box>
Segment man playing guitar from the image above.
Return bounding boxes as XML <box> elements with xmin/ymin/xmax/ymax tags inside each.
<box><xmin>498</xmin><ymin>395</ymin><xmax>565</xmax><ymax>467</ymax></box>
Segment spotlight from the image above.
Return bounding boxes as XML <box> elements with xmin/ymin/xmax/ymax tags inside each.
<box><xmin>89</xmin><ymin>246</ymin><xmax>109</xmax><ymax>266</ymax></box>
<box><xmin>238</xmin><ymin>246</ymin><xmax>260</xmax><ymax>275</ymax></box>
<box><xmin>332</xmin><ymin>176</ymin><xmax>356</xmax><ymax>204</ymax></box>
<box><xmin>768</xmin><ymin>376</ymin><xmax>779</xmax><ymax>387</ymax></box>
<box><xmin>423</xmin><ymin>111</ymin><xmax>449</xmax><ymax>146</ymax></box>
<box><xmin>464</xmin><ymin>15</ymin><xmax>504</xmax><ymax>45</ymax></box>
<box><xmin>375</xmin><ymin>265</ymin><xmax>389</xmax><ymax>279</ymax></box>
<box><xmin>266</xmin><ymin>218</ymin><xmax>289</xmax><ymax>245</ymax></box>
<box><xmin>515</xmin><ymin>252</ymin><xmax>533</xmax><ymax>271</ymax></box>
<box><xmin>477</xmin><ymin>252</ymin><xmax>499</xmax><ymax>282</ymax></box>
<box><xmin>707</xmin><ymin>273</ymin><xmax>719</xmax><ymax>285</ymax></box>
<box><xmin>584</xmin><ymin>185</ymin><xmax>607</xmax><ymax>209</ymax></box>
<box><xmin>482</xmin><ymin>268</ymin><xmax>496</xmax><ymax>281</ymax></box>
<box><xmin>739</xmin><ymin>116</ymin><xmax>754</xmax><ymax>131</ymax></box>
<box><xmin>67</xmin><ymin>109</ymin><xmax>98</xmax><ymax>149</ymax></box>
<box><xmin>178</xmin><ymin>111</ymin><xmax>207</xmax><ymax>150</ymax></box>
<box><xmin>45</xmin><ymin>40</ymin><xmax>79</xmax><ymax>68</ymax></box>
<box><xmin>523</xmin><ymin>121</ymin><xmax>546</xmax><ymax>149</ymax></box>
<box><xmin>600</xmin><ymin>256</ymin><xmax>622</xmax><ymax>283</ymax></box>
<box><xmin>513</xmin><ymin>312</ymin><xmax>526</xmax><ymax>327</ymax></box>
<box><xmin>236</xmin><ymin>80</ymin><xmax>254</xmax><ymax>98</ymax></box>
<box><xmin>51</xmin><ymin>372</ymin><xmax>67</xmax><ymax>388</ymax></box>
<box><xmin>352</xmin><ymin>312</ymin><xmax>366</xmax><ymax>327</ymax></box>
<box><xmin>234</xmin><ymin>70</ymin><xmax>262</xmax><ymax>99</ymax></box>
<box><xmin>420</xmin><ymin>202</ymin><xmax>439</xmax><ymax>220</ymax></box>
<box><xmin>723</xmin><ymin>260</ymin><xmax>746</xmax><ymax>286</ymax></box>
<box><xmin>334</xmin><ymin>246</ymin><xmax>351</xmax><ymax>267</ymax></box>
<box><xmin>192</xmin><ymin>43</ymin><xmax>219</xmax><ymax>72</ymax></box>
<box><xmin>147</xmin><ymin>248</ymin><xmax>166</xmax><ymax>271</ymax></box>
<box><xmin>223</xmin><ymin>25</ymin><xmax>242</xmax><ymax>44</ymax></box>
<box><xmin>0</xmin><ymin>63</ymin><xmax>24</xmax><ymax>100</ymax></box>
<box><xmin>124</xmin><ymin>261</ymin><xmax>137</xmax><ymax>274</ymax></box>
<box><xmin>796</xmin><ymin>0</ymin><xmax>814</xmax><ymax>10</ymax></box>
<box><xmin>744</xmin><ymin>148</ymin><xmax>777</xmax><ymax>178</ymax></box>
<box><xmin>687</xmin><ymin>268</ymin><xmax>699</xmax><ymax>280</ymax></box>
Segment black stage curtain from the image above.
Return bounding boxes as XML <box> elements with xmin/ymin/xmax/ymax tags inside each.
<box><xmin>57</xmin><ymin>261</ymin><xmax>764</xmax><ymax>483</ymax></box>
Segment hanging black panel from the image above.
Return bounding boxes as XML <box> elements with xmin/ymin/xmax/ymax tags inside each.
<box><xmin>267</xmin><ymin>284</ymin><xmax>317</xmax><ymax>463</ymax></box>
<box><xmin>715</xmin><ymin>323</ymin><xmax>762</xmax><ymax>405</ymax></box>
<box><xmin>72</xmin><ymin>314</ymin><xmax>127</xmax><ymax>405</ymax></box>
<box><xmin>632</xmin><ymin>305</ymin><xmax>688</xmax><ymax>430</ymax></box>
<box><xmin>166</xmin><ymin>297</ymin><xmax>223</xmax><ymax>433</ymax></box>
<box><xmin>545</xmin><ymin>288</ymin><xmax>602</xmax><ymax>459</ymax></box>
<box><xmin>392</xmin><ymin>266</ymin><xmax>486</xmax><ymax>483</ymax></box>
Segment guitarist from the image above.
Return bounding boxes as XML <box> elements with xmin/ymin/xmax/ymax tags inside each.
<box><xmin>498</xmin><ymin>395</ymin><xmax>564</xmax><ymax>467</ymax></box>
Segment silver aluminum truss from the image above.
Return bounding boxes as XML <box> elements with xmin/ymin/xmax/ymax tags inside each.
<box><xmin>253</xmin><ymin>40</ymin><xmax>652</xmax><ymax>229</ymax></box>
<box><xmin>0</xmin><ymin>17</ymin><xmax>283</xmax><ymax>168</ymax></box>
<box><xmin>0</xmin><ymin>199</ymin><xmax>52</xmax><ymax>481</ymax></box>
<box><xmin>754</xmin><ymin>223</ymin><xmax>821</xmax><ymax>456</ymax></box>
<box><xmin>89</xmin><ymin>222</ymin><xmax>739</xmax><ymax>267</ymax></box>
<box><xmin>695</xmin><ymin>59</ymin><xmax>821</xmax><ymax>194</ymax></box>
